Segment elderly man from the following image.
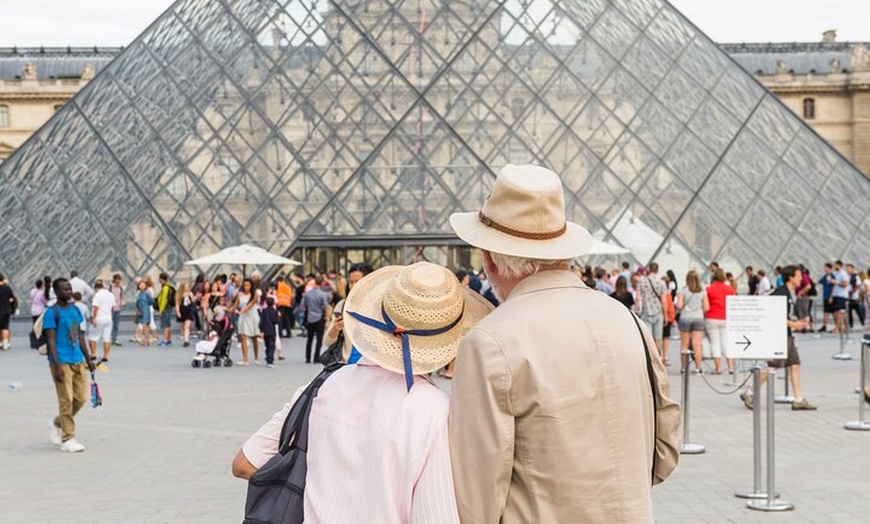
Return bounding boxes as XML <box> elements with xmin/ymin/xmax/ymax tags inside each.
<box><xmin>448</xmin><ymin>164</ymin><xmax>680</xmax><ymax>523</ymax></box>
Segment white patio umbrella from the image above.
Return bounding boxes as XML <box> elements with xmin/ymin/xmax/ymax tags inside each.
<box><xmin>185</xmin><ymin>244</ymin><xmax>301</xmax><ymax>276</ymax></box>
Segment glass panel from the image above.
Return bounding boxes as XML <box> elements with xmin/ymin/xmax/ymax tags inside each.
<box><xmin>688</xmin><ymin>97</ymin><xmax>742</xmax><ymax>156</ymax></box>
<box><xmin>711</xmin><ymin>63</ymin><xmax>765</xmax><ymax>122</ymax></box>
<box><xmin>589</xmin><ymin>6</ymin><xmax>640</xmax><ymax>61</ymax></box>
<box><xmin>698</xmin><ymin>163</ymin><xmax>755</xmax><ymax>227</ymax></box>
<box><xmin>735</xmin><ymin>200</ymin><xmax>792</xmax><ymax>262</ymax></box>
<box><xmin>677</xmin><ymin>36</ymin><xmax>728</xmax><ymax>90</ymax></box>
<box><xmin>645</xmin><ymin>8</ymin><xmax>695</xmax><ymax>58</ymax></box>
<box><xmin>782</xmin><ymin>127</ymin><xmax>839</xmax><ymax>192</ymax></box>
<box><xmin>723</xmin><ymin>128</ymin><xmax>780</xmax><ymax>191</ymax></box>
<box><xmin>630</xmin><ymin>97</ymin><xmax>681</xmax><ymax>156</ymax></box>
<box><xmin>797</xmin><ymin>196</ymin><xmax>853</xmax><ymax>257</ymax></box>
<box><xmin>612</xmin><ymin>0</ymin><xmax>663</xmax><ymax>29</ymax></box>
<box><xmin>654</xmin><ymin>67</ymin><xmax>706</xmax><ymax>124</ymax></box>
<box><xmin>762</xmin><ymin>163</ymin><xmax>814</xmax><ymax>228</ymax></box>
<box><xmin>745</xmin><ymin>95</ymin><xmax>801</xmax><ymax>159</ymax></box>
<box><xmin>622</xmin><ymin>35</ymin><xmax>671</xmax><ymax>89</ymax></box>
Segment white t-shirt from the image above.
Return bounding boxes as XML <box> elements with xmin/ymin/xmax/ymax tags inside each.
<box><xmin>757</xmin><ymin>276</ymin><xmax>771</xmax><ymax>295</ymax></box>
<box><xmin>92</xmin><ymin>289</ymin><xmax>116</xmax><ymax>323</ymax></box>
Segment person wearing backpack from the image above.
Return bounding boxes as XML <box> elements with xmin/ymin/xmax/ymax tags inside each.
<box><xmin>232</xmin><ymin>262</ymin><xmax>493</xmax><ymax>523</ymax></box>
<box><xmin>44</xmin><ymin>278</ymin><xmax>96</xmax><ymax>453</ymax></box>
<box><xmin>156</xmin><ymin>273</ymin><xmax>176</xmax><ymax>346</ymax></box>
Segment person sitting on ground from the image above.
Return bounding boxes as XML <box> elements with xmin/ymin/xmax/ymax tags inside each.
<box><xmin>232</xmin><ymin>262</ymin><xmax>493</xmax><ymax>522</ymax></box>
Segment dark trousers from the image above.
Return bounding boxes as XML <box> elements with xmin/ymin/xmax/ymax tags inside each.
<box><xmin>193</xmin><ymin>305</ymin><xmax>203</xmax><ymax>333</ymax></box>
<box><xmin>278</xmin><ymin>306</ymin><xmax>293</xmax><ymax>338</ymax></box>
<box><xmin>263</xmin><ymin>335</ymin><xmax>276</xmax><ymax>365</ymax></box>
<box><xmin>295</xmin><ymin>309</ymin><xmax>307</xmax><ymax>336</ymax></box>
<box><xmin>111</xmin><ymin>310</ymin><xmax>121</xmax><ymax>344</ymax></box>
<box><xmin>848</xmin><ymin>299</ymin><xmax>865</xmax><ymax>327</ymax></box>
<box><xmin>305</xmin><ymin>319</ymin><xmax>325</xmax><ymax>363</ymax></box>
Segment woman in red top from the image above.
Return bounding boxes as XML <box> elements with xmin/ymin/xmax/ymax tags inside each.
<box><xmin>705</xmin><ymin>269</ymin><xmax>735</xmax><ymax>374</ymax></box>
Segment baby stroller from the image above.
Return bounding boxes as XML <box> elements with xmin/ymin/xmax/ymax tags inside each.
<box><xmin>191</xmin><ymin>309</ymin><xmax>234</xmax><ymax>368</ymax></box>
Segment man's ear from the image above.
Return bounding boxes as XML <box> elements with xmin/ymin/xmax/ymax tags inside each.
<box><xmin>482</xmin><ymin>250</ymin><xmax>497</xmax><ymax>278</ymax></box>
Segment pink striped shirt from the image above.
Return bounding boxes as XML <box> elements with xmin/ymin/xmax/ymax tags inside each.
<box><xmin>242</xmin><ymin>360</ymin><xmax>459</xmax><ymax>524</ymax></box>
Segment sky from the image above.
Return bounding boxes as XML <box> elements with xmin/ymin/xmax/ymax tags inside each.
<box><xmin>0</xmin><ymin>0</ymin><xmax>868</xmax><ymax>48</ymax></box>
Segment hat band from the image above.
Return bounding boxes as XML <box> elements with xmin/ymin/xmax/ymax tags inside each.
<box><xmin>478</xmin><ymin>211</ymin><xmax>567</xmax><ymax>240</ymax></box>
<box><xmin>347</xmin><ymin>304</ymin><xmax>464</xmax><ymax>392</ymax></box>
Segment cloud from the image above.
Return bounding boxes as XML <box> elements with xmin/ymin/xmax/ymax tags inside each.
<box><xmin>0</xmin><ymin>0</ymin><xmax>174</xmax><ymax>46</ymax></box>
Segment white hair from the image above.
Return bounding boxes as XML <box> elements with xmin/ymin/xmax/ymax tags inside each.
<box><xmin>488</xmin><ymin>252</ymin><xmax>571</xmax><ymax>280</ymax></box>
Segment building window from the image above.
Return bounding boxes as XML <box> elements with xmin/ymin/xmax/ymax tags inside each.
<box><xmin>803</xmin><ymin>98</ymin><xmax>815</xmax><ymax>120</ymax></box>
<box><xmin>0</xmin><ymin>105</ymin><xmax>9</xmax><ymax>128</ymax></box>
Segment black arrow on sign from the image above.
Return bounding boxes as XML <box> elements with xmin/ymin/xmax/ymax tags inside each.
<box><xmin>737</xmin><ymin>335</ymin><xmax>752</xmax><ymax>352</ymax></box>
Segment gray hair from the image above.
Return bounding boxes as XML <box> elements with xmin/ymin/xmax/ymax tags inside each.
<box><xmin>488</xmin><ymin>252</ymin><xmax>571</xmax><ymax>280</ymax></box>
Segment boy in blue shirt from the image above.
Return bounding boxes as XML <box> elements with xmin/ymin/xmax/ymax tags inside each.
<box><xmin>44</xmin><ymin>278</ymin><xmax>95</xmax><ymax>453</ymax></box>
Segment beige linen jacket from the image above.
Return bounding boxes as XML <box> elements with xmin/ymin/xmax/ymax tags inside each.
<box><xmin>449</xmin><ymin>270</ymin><xmax>680</xmax><ymax>523</ymax></box>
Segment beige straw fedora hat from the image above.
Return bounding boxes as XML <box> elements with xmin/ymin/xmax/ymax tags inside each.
<box><xmin>450</xmin><ymin>164</ymin><xmax>593</xmax><ymax>259</ymax></box>
<box><xmin>343</xmin><ymin>262</ymin><xmax>493</xmax><ymax>389</ymax></box>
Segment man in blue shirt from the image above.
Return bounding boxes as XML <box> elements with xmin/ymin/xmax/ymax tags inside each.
<box><xmin>817</xmin><ymin>262</ymin><xmax>834</xmax><ymax>333</ymax></box>
<box><xmin>44</xmin><ymin>278</ymin><xmax>95</xmax><ymax>453</ymax></box>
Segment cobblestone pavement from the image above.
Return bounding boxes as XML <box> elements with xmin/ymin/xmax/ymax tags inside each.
<box><xmin>1</xmin><ymin>318</ymin><xmax>868</xmax><ymax>523</ymax></box>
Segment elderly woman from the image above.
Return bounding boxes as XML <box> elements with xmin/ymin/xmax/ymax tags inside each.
<box><xmin>232</xmin><ymin>262</ymin><xmax>492</xmax><ymax>522</ymax></box>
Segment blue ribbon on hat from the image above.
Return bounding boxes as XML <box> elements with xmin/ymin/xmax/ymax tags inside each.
<box><xmin>347</xmin><ymin>305</ymin><xmax>464</xmax><ymax>392</ymax></box>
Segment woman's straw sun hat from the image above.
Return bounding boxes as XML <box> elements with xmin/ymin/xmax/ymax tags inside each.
<box><xmin>343</xmin><ymin>262</ymin><xmax>493</xmax><ymax>388</ymax></box>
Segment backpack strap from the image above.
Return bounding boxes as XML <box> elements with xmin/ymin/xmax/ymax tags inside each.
<box><xmin>277</xmin><ymin>362</ymin><xmax>344</xmax><ymax>454</ymax></box>
<box><xmin>646</xmin><ymin>277</ymin><xmax>661</xmax><ymax>301</ymax></box>
<box><xmin>629</xmin><ymin>311</ymin><xmax>658</xmax><ymax>485</ymax></box>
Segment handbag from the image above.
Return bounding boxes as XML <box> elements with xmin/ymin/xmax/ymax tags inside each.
<box><xmin>629</xmin><ymin>313</ymin><xmax>681</xmax><ymax>485</ymax></box>
<box><xmin>243</xmin><ymin>362</ymin><xmax>344</xmax><ymax>524</ymax></box>
<box><xmin>319</xmin><ymin>331</ymin><xmax>344</xmax><ymax>367</ymax></box>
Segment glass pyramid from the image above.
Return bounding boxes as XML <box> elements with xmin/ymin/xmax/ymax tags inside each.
<box><xmin>1</xmin><ymin>0</ymin><xmax>867</xmax><ymax>296</ymax></box>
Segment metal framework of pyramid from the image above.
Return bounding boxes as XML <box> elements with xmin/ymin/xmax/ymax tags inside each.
<box><xmin>0</xmin><ymin>0</ymin><xmax>867</xmax><ymax>295</ymax></box>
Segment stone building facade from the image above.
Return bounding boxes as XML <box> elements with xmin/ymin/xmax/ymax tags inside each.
<box><xmin>0</xmin><ymin>47</ymin><xmax>119</xmax><ymax>163</ymax></box>
<box><xmin>724</xmin><ymin>32</ymin><xmax>870</xmax><ymax>177</ymax></box>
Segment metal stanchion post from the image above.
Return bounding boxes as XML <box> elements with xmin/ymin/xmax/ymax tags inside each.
<box><xmin>736</xmin><ymin>366</ymin><xmax>776</xmax><ymax>500</ymax></box>
<box><xmin>844</xmin><ymin>339</ymin><xmax>870</xmax><ymax>431</ymax></box>
<box><xmin>774</xmin><ymin>366</ymin><xmax>794</xmax><ymax>404</ymax></box>
<box><xmin>832</xmin><ymin>325</ymin><xmax>851</xmax><ymax>360</ymax></box>
<box><xmin>680</xmin><ymin>350</ymin><xmax>705</xmax><ymax>454</ymax></box>
<box><xmin>748</xmin><ymin>369</ymin><xmax>794</xmax><ymax>512</ymax></box>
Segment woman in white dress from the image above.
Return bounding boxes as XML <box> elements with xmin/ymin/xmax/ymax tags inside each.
<box><xmin>233</xmin><ymin>278</ymin><xmax>261</xmax><ymax>365</ymax></box>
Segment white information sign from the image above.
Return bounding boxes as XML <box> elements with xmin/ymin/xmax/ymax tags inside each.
<box><xmin>725</xmin><ymin>296</ymin><xmax>787</xmax><ymax>360</ymax></box>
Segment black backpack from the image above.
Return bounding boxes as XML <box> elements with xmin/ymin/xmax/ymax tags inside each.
<box><xmin>164</xmin><ymin>284</ymin><xmax>176</xmax><ymax>312</ymax></box>
<box><xmin>243</xmin><ymin>362</ymin><xmax>344</xmax><ymax>524</ymax></box>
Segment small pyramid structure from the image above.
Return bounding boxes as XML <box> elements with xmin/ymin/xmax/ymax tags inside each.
<box><xmin>0</xmin><ymin>0</ymin><xmax>867</xmax><ymax>294</ymax></box>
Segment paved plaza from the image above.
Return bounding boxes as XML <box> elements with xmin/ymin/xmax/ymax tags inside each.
<box><xmin>1</xmin><ymin>317</ymin><xmax>869</xmax><ymax>523</ymax></box>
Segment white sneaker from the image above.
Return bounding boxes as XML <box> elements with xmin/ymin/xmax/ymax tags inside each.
<box><xmin>49</xmin><ymin>420</ymin><xmax>62</xmax><ymax>446</ymax></box>
<box><xmin>254</xmin><ymin>360</ymin><xmax>263</xmax><ymax>365</ymax></box>
<box><xmin>266</xmin><ymin>364</ymin><xmax>274</xmax><ymax>368</ymax></box>
<box><xmin>60</xmin><ymin>438</ymin><xmax>85</xmax><ymax>453</ymax></box>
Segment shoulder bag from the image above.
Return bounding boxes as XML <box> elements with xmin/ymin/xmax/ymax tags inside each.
<box><xmin>629</xmin><ymin>312</ymin><xmax>681</xmax><ymax>485</ymax></box>
<box><xmin>243</xmin><ymin>362</ymin><xmax>344</xmax><ymax>524</ymax></box>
